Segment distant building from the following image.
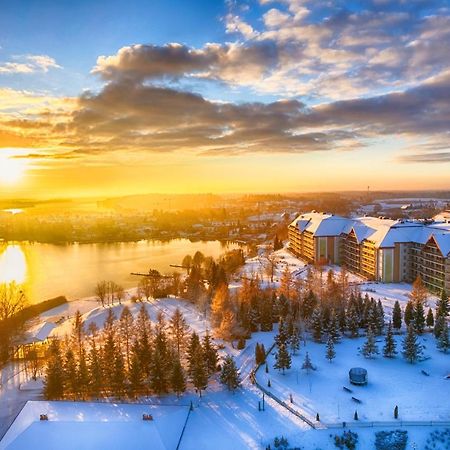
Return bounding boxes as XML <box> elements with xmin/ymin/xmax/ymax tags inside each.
<box><xmin>288</xmin><ymin>211</ymin><xmax>450</xmax><ymax>292</ymax></box>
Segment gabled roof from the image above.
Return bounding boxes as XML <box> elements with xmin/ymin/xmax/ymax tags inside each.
<box><xmin>22</xmin><ymin>322</ymin><xmax>56</xmax><ymax>345</ymax></box>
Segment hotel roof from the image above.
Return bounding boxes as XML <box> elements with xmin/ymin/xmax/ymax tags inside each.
<box><xmin>290</xmin><ymin>212</ymin><xmax>450</xmax><ymax>255</ymax></box>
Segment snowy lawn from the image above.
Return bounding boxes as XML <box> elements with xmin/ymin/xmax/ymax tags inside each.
<box><xmin>257</xmin><ymin>334</ymin><xmax>450</xmax><ymax>424</ymax></box>
<box><xmin>0</xmin><ymin>400</ymin><xmax>190</xmax><ymax>450</ymax></box>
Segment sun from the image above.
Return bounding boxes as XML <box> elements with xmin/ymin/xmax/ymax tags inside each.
<box><xmin>0</xmin><ymin>152</ymin><xmax>26</xmax><ymax>184</ymax></box>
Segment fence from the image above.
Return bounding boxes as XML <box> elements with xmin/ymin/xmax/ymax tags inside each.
<box><xmin>324</xmin><ymin>420</ymin><xmax>450</xmax><ymax>429</ymax></box>
<box><xmin>251</xmin><ymin>342</ymin><xmax>317</xmax><ymax>430</ymax></box>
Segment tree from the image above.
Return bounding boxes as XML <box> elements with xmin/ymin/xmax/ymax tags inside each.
<box><xmin>437</xmin><ymin>321</ymin><xmax>450</xmax><ymax>353</ymax></box>
<box><xmin>311</xmin><ymin>307</ymin><xmax>323</xmax><ymax>342</ymax></box>
<box><xmin>409</xmin><ymin>276</ymin><xmax>428</xmax><ymax>305</ymax></box>
<box><xmin>220</xmin><ymin>355</ymin><xmax>241</xmax><ymax>391</ymax></box>
<box><xmin>434</xmin><ymin>315</ymin><xmax>446</xmax><ymax>339</ymax></box>
<box><xmin>404</xmin><ymin>301</ymin><xmax>414</xmax><ymax>327</ymax></box>
<box><xmin>392</xmin><ymin>301</ymin><xmax>402</xmax><ymax>330</ymax></box>
<box><xmin>426</xmin><ymin>308</ymin><xmax>434</xmax><ymax>328</ymax></box>
<box><xmin>44</xmin><ymin>339</ymin><xmax>64</xmax><ymax>400</ymax></box>
<box><xmin>119</xmin><ymin>306</ymin><xmax>134</xmax><ymax>369</ymax></box>
<box><xmin>211</xmin><ymin>283</ymin><xmax>231</xmax><ymax>329</ymax></box>
<box><xmin>325</xmin><ymin>336</ymin><xmax>336</xmax><ymax>363</ymax></box>
<box><xmin>346</xmin><ymin>305</ymin><xmax>359</xmax><ymax>338</ymax></box>
<box><xmin>383</xmin><ymin>321</ymin><xmax>397</xmax><ymax>358</ymax></box>
<box><xmin>202</xmin><ymin>331</ymin><xmax>218</xmax><ymax>375</ymax></box>
<box><xmin>362</xmin><ymin>327</ymin><xmax>379</xmax><ymax>358</ymax></box>
<box><xmin>171</xmin><ymin>357</ymin><xmax>186</xmax><ymax>398</ymax></box>
<box><xmin>436</xmin><ymin>289</ymin><xmax>449</xmax><ymax>318</ymax></box>
<box><xmin>112</xmin><ymin>351</ymin><xmax>126</xmax><ymax>397</ymax></box>
<box><xmin>138</xmin><ymin>277</ymin><xmax>153</xmax><ymax>302</ymax></box>
<box><xmin>290</xmin><ymin>327</ymin><xmax>300</xmax><ymax>355</ymax></box>
<box><xmin>402</xmin><ymin>324</ymin><xmax>423</xmax><ymax>364</ymax></box>
<box><xmin>255</xmin><ymin>343</ymin><xmax>266</xmax><ymax>365</ymax></box>
<box><xmin>63</xmin><ymin>348</ymin><xmax>77</xmax><ymax>396</ymax></box>
<box><xmin>274</xmin><ymin>343</ymin><xmax>291</xmax><ymax>374</ymax></box>
<box><xmin>88</xmin><ymin>339</ymin><xmax>103</xmax><ymax>397</ymax></box>
<box><xmin>414</xmin><ymin>300</ymin><xmax>425</xmax><ymax>334</ymax></box>
<box><xmin>95</xmin><ymin>280</ymin><xmax>108</xmax><ymax>307</ymax></box>
<box><xmin>169</xmin><ymin>308</ymin><xmax>189</xmax><ymax>357</ymax></box>
<box><xmin>263</xmin><ymin>250</ymin><xmax>278</xmax><ymax>283</ymax></box>
<box><xmin>128</xmin><ymin>350</ymin><xmax>142</xmax><ymax>397</ymax></box>
<box><xmin>190</xmin><ymin>350</ymin><xmax>208</xmax><ymax>397</ymax></box>
<box><xmin>301</xmin><ymin>351</ymin><xmax>314</xmax><ymax>374</ymax></box>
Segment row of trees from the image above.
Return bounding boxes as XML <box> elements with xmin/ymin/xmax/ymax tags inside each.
<box><xmin>44</xmin><ymin>306</ymin><xmax>220</xmax><ymax>400</ymax></box>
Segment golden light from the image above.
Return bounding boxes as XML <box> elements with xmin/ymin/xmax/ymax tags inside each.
<box><xmin>0</xmin><ymin>151</ymin><xmax>27</xmax><ymax>184</ymax></box>
<box><xmin>0</xmin><ymin>244</ymin><xmax>27</xmax><ymax>284</ymax></box>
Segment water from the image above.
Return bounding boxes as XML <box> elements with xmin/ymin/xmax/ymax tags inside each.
<box><xmin>0</xmin><ymin>240</ymin><xmax>237</xmax><ymax>304</ymax></box>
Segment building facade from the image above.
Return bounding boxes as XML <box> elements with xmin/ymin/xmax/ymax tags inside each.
<box><xmin>288</xmin><ymin>212</ymin><xmax>450</xmax><ymax>292</ymax></box>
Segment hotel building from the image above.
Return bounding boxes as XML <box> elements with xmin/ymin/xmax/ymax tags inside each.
<box><xmin>288</xmin><ymin>212</ymin><xmax>450</xmax><ymax>292</ymax></box>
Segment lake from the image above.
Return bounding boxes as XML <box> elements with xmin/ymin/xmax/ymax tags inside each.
<box><xmin>0</xmin><ymin>240</ymin><xmax>237</xmax><ymax>304</ymax></box>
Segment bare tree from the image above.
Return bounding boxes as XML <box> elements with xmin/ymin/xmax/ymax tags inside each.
<box><xmin>95</xmin><ymin>281</ymin><xmax>108</xmax><ymax>308</ymax></box>
<box><xmin>0</xmin><ymin>282</ymin><xmax>27</xmax><ymax>321</ymax></box>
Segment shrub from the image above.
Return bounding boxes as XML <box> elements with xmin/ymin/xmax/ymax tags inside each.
<box><xmin>375</xmin><ymin>430</ymin><xmax>408</xmax><ymax>450</ymax></box>
<box><xmin>237</xmin><ymin>337</ymin><xmax>246</xmax><ymax>349</ymax></box>
<box><xmin>334</xmin><ymin>430</ymin><xmax>358</xmax><ymax>450</ymax></box>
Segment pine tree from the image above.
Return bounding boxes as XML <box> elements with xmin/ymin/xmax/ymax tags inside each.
<box><xmin>328</xmin><ymin>309</ymin><xmax>340</xmax><ymax>342</ymax></box>
<box><xmin>362</xmin><ymin>327</ymin><xmax>379</xmax><ymax>358</ymax></box>
<box><xmin>392</xmin><ymin>301</ymin><xmax>402</xmax><ymax>330</ymax></box>
<box><xmin>220</xmin><ymin>355</ymin><xmax>241</xmax><ymax>391</ymax></box>
<box><xmin>169</xmin><ymin>307</ymin><xmax>190</xmax><ymax>357</ymax></box>
<box><xmin>274</xmin><ymin>343</ymin><xmax>291</xmax><ymax>374</ymax></box>
<box><xmin>119</xmin><ymin>305</ymin><xmax>134</xmax><ymax>370</ymax></box>
<box><xmin>311</xmin><ymin>307</ymin><xmax>322</xmax><ymax>342</ymax></box>
<box><xmin>376</xmin><ymin>300</ymin><xmax>385</xmax><ymax>335</ymax></box>
<box><xmin>437</xmin><ymin>321</ymin><xmax>450</xmax><ymax>353</ymax></box>
<box><xmin>404</xmin><ymin>301</ymin><xmax>414</xmax><ymax>327</ymax></box>
<box><xmin>402</xmin><ymin>324</ymin><xmax>423</xmax><ymax>364</ymax></box>
<box><xmin>346</xmin><ymin>305</ymin><xmax>359</xmax><ymax>338</ymax></box>
<box><xmin>426</xmin><ymin>308</ymin><xmax>434</xmax><ymax>328</ymax></box>
<box><xmin>202</xmin><ymin>331</ymin><xmax>218</xmax><ymax>375</ymax></box>
<box><xmin>301</xmin><ymin>351</ymin><xmax>314</xmax><ymax>374</ymax></box>
<box><xmin>77</xmin><ymin>347</ymin><xmax>89</xmax><ymax>398</ymax></box>
<box><xmin>434</xmin><ymin>315</ymin><xmax>446</xmax><ymax>339</ymax></box>
<box><xmin>436</xmin><ymin>289</ymin><xmax>449</xmax><ymax>318</ymax></box>
<box><xmin>171</xmin><ymin>357</ymin><xmax>187</xmax><ymax>397</ymax></box>
<box><xmin>414</xmin><ymin>300</ymin><xmax>425</xmax><ymax>334</ymax></box>
<box><xmin>290</xmin><ymin>327</ymin><xmax>301</xmax><ymax>355</ymax></box>
<box><xmin>190</xmin><ymin>348</ymin><xmax>208</xmax><ymax>397</ymax></box>
<box><xmin>325</xmin><ymin>336</ymin><xmax>336</xmax><ymax>363</ymax></box>
<box><xmin>149</xmin><ymin>327</ymin><xmax>170</xmax><ymax>394</ymax></box>
<box><xmin>128</xmin><ymin>349</ymin><xmax>142</xmax><ymax>397</ymax></box>
<box><xmin>63</xmin><ymin>347</ymin><xmax>77</xmax><ymax>396</ymax></box>
<box><xmin>112</xmin><ymin>350</ymin><xmax>126</xmax><ymax>397</ymax></box>
<box><xmin>44</xmin><ymin>339</ymin><xmax>65</xmax><ymax>400</ymax></box>
<box><xmin>187</xmin><ymin>332</ymin><xmax>202</xmax><ymax>376</ymax></box>
<box><xmin>383</xmin><ymin>321</ymin><xmax>397</xmax><ymax>358</ymax></box>
<box><xmin>88</xmin><ymin>340</ymin><xmax>103</xmax><ymax>397</ymax></box>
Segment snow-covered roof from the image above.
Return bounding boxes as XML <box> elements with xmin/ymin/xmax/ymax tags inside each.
<box><xmin>290</xmin><ymin>212</ymin><xmax>450</xmax><ymax>254</ymax></box>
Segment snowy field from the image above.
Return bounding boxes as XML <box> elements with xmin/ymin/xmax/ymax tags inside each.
<box><xmin>257</xmin><ymin>334</ymin><xmax>450</xmax><ymax>424</ymax></box>
<box><xmin>0</xmin><ymin>401</ymin><xmax>189</xmax><ymax>450</ymax></box>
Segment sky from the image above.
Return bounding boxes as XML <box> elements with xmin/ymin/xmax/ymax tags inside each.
<box><xmin>0</xmin><ymin>0</ymin><xmax>449</xmax><ymax>198</ymax></box>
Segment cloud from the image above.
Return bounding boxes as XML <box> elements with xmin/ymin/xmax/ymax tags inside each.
<box><xmin>0</xmin><ymin>54</ymin><xmax>61</xmax><ymax>75</ymax></box>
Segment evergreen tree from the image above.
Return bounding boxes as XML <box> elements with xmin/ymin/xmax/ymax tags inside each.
<box><xmin>88</xmin><ymin>340</ymin><xmax>103</xmax><ymax>397</ymax></box>
<box><xmin>149</xmin><ymin>327</ymin><xmax>170</xmax><ymax>394</ymax></box>
<box><xmin>171</xmin><ymin>357</ymin><xmax>187</xmax><ymax>397</ymax></box>
<box><xmin>437</xmin><ymin>321</ymin><xmax>450</xmax><ymax>353</ymax></box>
<box><xmin>169</xmin><ymin>307</ymin><xmax>190</xmax><ymax>357</ymax></box>
<box><xmin>414</xmin><ymin>300</ymin><xmax>426</xmax><ymax>334</ymax></box>
<box><xmin>402</xmin><ymin>324</ymin><xmax>423</xmax><ymax>364</ymax></box>
<box><xmin>44</xmin><ymin>339</ymin><xmax>65</xmax><ymax>400</ymax></box>
<box><xmin>275</xmin><ymin>319</ymin><xmax>289</xmax><ymax>347</ymax></box>
<box><xmin>362</xmin><ymin>327</ymin><xmax>379</xmax><ymax>358</ymax></box>
<box><xmin>426</xmin><ymin>308</ymin><xmax>434</xmax><ymax>328</ymax></box>
<box><xmin>63</xmin><ymin>348</ymin><xmax>77</xmax><ymax>396</ymax></box>
<box><xmin>290</xmin><ymin>327</ymin><xmax>301</xmax><ymax>355</ymax></box>
<box><xmin>311</xmin><ymin>307</ymin><xmax>323</xmax><ymax>342</ymax></box>
<box><xmin>202</xmin><ymin>331</ymin><xmax>218</xmax><ymax>375</ymax></box>
<box><xmin>328</xmin><ymin>309</ymin><xmax>340</xmax><ymax>342</ymax></box>
<box><xmin>220</xmin><ymin>355</ymin><xmax>241</xmax><ymax>391</ymax></box>
<box><xmin>112</xmin><ymin>350</ymin><xmax>126</xmax><ymax>397</ymax></box>
<box><xmin>274</xmin><ymin>343</ymin><xmax>291</xmax><ymax>374</ymax></box>
<box><xmin>325</xmin><ymin>336</ymin><xmax>336</xmax><ymax>363</ymax></box>
<box><xmin>255</xmin><ymin>343</ymin><xmax>266</xmax><ymax>365</ymax></box>
<box><xmin>383</xmin><ymin>321</ymin><xmax>397</xmax><ymax>358</ymax></box>
<box><xmin>434</xmin><ymin>315</ymin><xmax>446</xmax><ymax>339</ymax></box>
<box><xmin>301</xmin><ymin>290</ymin><xmax>317</xmax><ymax>320</ymax></box>
<box><xmin>119</xmin><ymin>306</ymin><xmax>134</xmax><ymax>370</ymax></box>
<box><xmin>128</xmin><ymin>349</ymin><xmax>142</xmax><ymax>397</ymax></box>
<box><xmin>436</xmin><ymin>289</ymin><xmax>449</xmax><ymax>318</ymax></box>
<box><xmin>376</xmin><ymin>300</ymin><xmax>385</xmax><ymax>334</ymax></box>
<box><xmin>404</xmin><ymin>301</ymin><xmax>414</xmax><ymax>327</ymax></box>
<box><xmin>190</xmin><ymin>348</ymin><xmax>208</xmax><ymax>397</ymax></box>
<box><xmin>187</xmin><ymin>332</ymin><xmax>202</xmax><ymax>376</ymax></box>
<box><xmin>346</xmin><ymin>305</ymin><xmax>359</xmax><ymax>338</ymax></box>
<box><xmin>392</xmin><ymin>301</ymin><xmax>402</xmax><ymax>330</ymax></box>
<box><xmin>77</xmin><ymin>347</ymin><xmax>89</xmax><ymax>398</ymax></box>
<box><xmin>301</xmin><ymin>351</ymin><xmax>314</xmax><ymax>374</ymax></box>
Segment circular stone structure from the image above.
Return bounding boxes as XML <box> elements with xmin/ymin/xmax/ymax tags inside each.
<box><xmin>349</xmin><ymin>367</ymin><xmax>368</xmax><ymax>385</ymax></box>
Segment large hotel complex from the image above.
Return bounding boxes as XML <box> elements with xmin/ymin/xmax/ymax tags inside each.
<box><xmin>288</xmin><ymin>212</ymin><xmax>450</xmax><ymax>292</ymax></box>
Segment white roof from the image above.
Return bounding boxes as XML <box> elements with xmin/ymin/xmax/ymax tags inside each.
<box><xmin>291</xmin><ymin>212</ymin><xmax>450</xmax><ymax>254</ymax></box>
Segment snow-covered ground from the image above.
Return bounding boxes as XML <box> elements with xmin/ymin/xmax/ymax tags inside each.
<box><xmin>257</xmin><ymin>334</ymin><xmax>450</xmax><ymax>424</ymax></box>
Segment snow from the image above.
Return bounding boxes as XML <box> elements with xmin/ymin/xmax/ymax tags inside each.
<box><xmin>0</xmin><ymin>401</ymin><xmax>189</xmax><ymax>450</ymax></box>
<box><xmin>256</xmin><ymin>334</ymin><xmax>450</xmax><ymax>424</ymax></box>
